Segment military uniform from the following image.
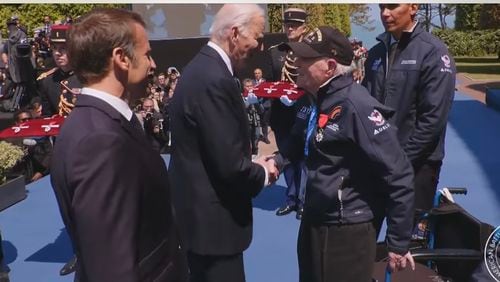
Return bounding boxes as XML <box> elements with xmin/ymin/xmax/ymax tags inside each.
<box><xmin>38</xmin><ymin>68</ymin><xmax>81</xmax><ymax>116</ymax></box>
<box><xmin>37</xmin><ymin>24</ymin><xmax>81</xmax><ymax>117</ymax></box>
<box><xmin>268</xmin><ymin>8</ymin><xmax>309</xmax><ymax>219</ymax></box>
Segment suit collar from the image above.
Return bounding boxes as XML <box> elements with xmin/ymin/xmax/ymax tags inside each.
<box><xmin>207</xmin><ymin>41</ymin><xmax>233</xmax><ymax>76</ymax></box>
<box><xmin>200</xmin><ymin>45</ymin><xmax>233</xmax><ymax>78</ymax></box>
<box><xmin>75</xmin><ymin>95</ymin><xmax>149</xmax><ymax>146</ymax></box>
<box><xmin>81</xmin><ymin>87</ymin><xmax>133</xmax><ymax>120</ymax></box>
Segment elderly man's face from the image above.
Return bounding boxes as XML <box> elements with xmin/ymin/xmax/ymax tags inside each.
<box><xmin>231</xmin><ymin>15</ymin><xmax>265</xmax><ymax>70</ymax></box>
<box><xmin>295</xmin><ymin>56</ymin><xmax>331</xmax><ymax>93</ymax></box>
<box><xmin>284</xmin><ymin>22</ymin><xmax>307</xmax><ymax>42</ymax></box>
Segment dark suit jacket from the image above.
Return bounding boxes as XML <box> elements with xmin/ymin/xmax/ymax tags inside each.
<box><xmin>168</xmin><ymin>45</ymin><xmax>266</xmax><ymax>256</ymax></box>
<box><xmin>50</xmin><ymin>94</ymin><xmax>187</xmax><ymax>282</ymax></box>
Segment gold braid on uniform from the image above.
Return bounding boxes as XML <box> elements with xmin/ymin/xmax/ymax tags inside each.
<box><xmin>280</xmin><ymin>27</ymin><xmax>308</xmax><ymax>84</ymax></box>
<box><xmin>58</xmin><ymin>94</ymin><xmax>76</xmax><ymax>116</ymax></box>
<box><xmin>281</xmin><ymin>53</ymin><xmax>299</xmax><ymax>84</ymax></box>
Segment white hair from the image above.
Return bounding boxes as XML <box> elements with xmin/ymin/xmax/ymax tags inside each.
<box><xmin>209</xmin><ymin>4</ymin><xmax>264</xmax><ymax>42</ymax></box>
<box><xmin>334</xmin><ymin>62</ymin><xmax>353</xmax><ymax>77</ymax></box>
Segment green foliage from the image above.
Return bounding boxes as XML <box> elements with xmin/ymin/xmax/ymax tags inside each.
<box><xmin>455</xmin><ymin>4</ymin><xmax>482</xmax><ymax>31</ymax></box>
<box><xmin>0</xmin><ymin>141</ymin><xmax>25</xmax><ymax>184</ymax></box>
<box><xmin>349</xmin><ymin>4</ymin><xmax>375</xmax><ymax>31</ymax></box>
<box><xmin>479</xmin><ymin>4</ymin><xmax>500</xmax><ymax>29</ymax></box>
<box><xmin>433</xmin><ymin>28</ymin><xmax>500</xmax><ymax>57</ymax></box>
<box><xmin>266</xmin><ymin>4</ymin><xmax>351</xmax><ymax>36</ymax></box>
<box><xmin>0</xmin><ymin>4</ymin><xmax>128</xmax><ymax>38</ymax></box>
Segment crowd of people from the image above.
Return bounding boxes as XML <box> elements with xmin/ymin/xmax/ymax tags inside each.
<box><xmin>0</xmin><ymin>3</ymin><xmax>458</xmax><ymax>282</ymax></box>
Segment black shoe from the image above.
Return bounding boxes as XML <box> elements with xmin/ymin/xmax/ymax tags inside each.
<box><xmin>276</xmin><ymin>204</ymin><xmax>296</xmax><ymax>216</ymax></box>
<box><xmin>60</xmin><ymin>256</ymin><xmax>77</xmax><ymax>276</ymax></box>
<box><xmin>296</xmin><ymin>207</ymin><xmax>304</xmax><ymax>220</ymax></box>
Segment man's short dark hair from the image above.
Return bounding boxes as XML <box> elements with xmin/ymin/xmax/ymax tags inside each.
<box><xmin>67</xmin><ymin>8</ymin><xmax>145</xmax><ymax>85</ymax></box>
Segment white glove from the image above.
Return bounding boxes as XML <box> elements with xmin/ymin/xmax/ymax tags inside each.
<box><xmin>280</xmin><ymin>95</ymin><xmax>295</xmax><ymax>107</ymax></box>
<box><xmin>246</xmin><ymin>92</ymin><xmax>259</xmax><ymax>105</ymax></box>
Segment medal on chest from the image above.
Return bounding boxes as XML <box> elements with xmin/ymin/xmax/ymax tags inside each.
<box><xmin>315</xmin><ymin>114</ymin><xmax>328</xmax><ymax>142</ymax></box>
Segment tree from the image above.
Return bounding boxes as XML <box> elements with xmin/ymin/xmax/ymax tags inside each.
<box><xmin>479</xmin><ymin>4</ymin><xmax>500</xmax><ymax>29</ymax></box>
<box><xmin>455</xmin><ymin>4</ymin><xmax>482</xmax><ymax>31</ymax></box>
<box><xmin>0</xmin><ymin>4</ymin><xmax>127</xmax><ymax>38</ymax></box>
<box><xmin>266</xmin><ymin>4</ymin><xmax>352</xmax><ymax>36</ymax></box>
<box><xmin>417</xmin><ymin>4</ymin><xmax>455</xmax><ymax>31</ymax></box>
<box><xmin>349</xmin><ymin>4</ymin><xmax>375</xmax><ymax>31</ymax></box>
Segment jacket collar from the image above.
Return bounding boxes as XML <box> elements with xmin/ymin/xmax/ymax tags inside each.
<box><xmin>318</xmin><ymin>74</ymin><xmax>353</xmax><ymax>100</ymax></box>
<box><xmin>376</xmin><ymin>21</ymin><xmax>424</xmax><ymax>49</ymax></box>
<box><xmin>200</xmin><ymin>45</ymin><xmax>233</xmax><ymax>78</ymax></box>
<box><xmin>75</xmin><ymin>95</ymin><xmax>149</xmax><ymax>146</ymax></box>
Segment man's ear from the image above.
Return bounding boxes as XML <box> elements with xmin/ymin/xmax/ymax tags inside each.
<box><xmin>409</xmin><ymin>4</ymin><xmax>419</xmax><ymax>17</ymax></box>
<box><xmin>327</xmin><ymin>58</ymin><xmax>337</xmax><ymax>75</ymax></box>
<box><xmin>231</xmin><ymin>26</ymin><xmax>239</xmax><ymax>43</ymax></box>
<box><xmin>112</xmin><ymin>47</ymin><xmax>129</xmax><ymax>70</ymax></box>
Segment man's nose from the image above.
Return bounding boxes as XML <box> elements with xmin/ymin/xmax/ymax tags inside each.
<box><xmin>149</xmin><ymin>57</ymin><xmax>157</xmax><ymax>70</ymax></box>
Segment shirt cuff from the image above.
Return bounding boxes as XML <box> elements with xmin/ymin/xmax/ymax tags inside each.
<box><xmin>254</xmin><ymin>161</ymin><xmax>269</xmax><ymax>187</ymax></box>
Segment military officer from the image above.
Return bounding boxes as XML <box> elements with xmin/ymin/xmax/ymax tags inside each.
<box><xmin>268</xmin><ymin>8</ymin><xmax>310</xmax><ymax>219</ymax></box>
<box><xmin>37</xmin><ymin>24</ymin><xmax>82</xmax><ymax>116</ymax></box>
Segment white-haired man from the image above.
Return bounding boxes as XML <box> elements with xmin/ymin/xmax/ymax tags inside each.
<box><xmin>275</xmin><ymin>26</ymin><xmax>416</xmax><ymax>281</ymax></box>
<box><xmin>168</xmin><ymin>4</ymin><xmax>277</xmax><ymax>282</ymax></box>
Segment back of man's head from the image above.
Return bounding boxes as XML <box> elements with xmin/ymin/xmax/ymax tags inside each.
<box><xmin>67</xmin><ymin>8</ymin><xmax>145</xmax><ymax>85</ymax></box>
<box><xmin>209</xmin><ymin>4</ymin><xmax>264</xmax><ymax>43</ymax></box>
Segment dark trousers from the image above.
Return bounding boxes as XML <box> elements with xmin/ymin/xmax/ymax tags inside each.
<box><xmin>373</xmin><ymin>160</ymin><xmax>442</xmax><ymax>236</ymax></box>
<box><xmin>298</xmin><ymin>220</ymin><xmax>376</xmax><ymax>282</ymax></box>
<box><xmin>414</xmin><ymin>160</ymin><xmax>442</xmax><ymax>213</ymax></box>
<box><xmin>187</xmin><ymin>252</ymin><xmax>245</xmax><ymax>282</ymax></box>
<box><xmin>283</xmin><ymin>160</ymin><xmax>307</xmax><ymax>207</ymax></box>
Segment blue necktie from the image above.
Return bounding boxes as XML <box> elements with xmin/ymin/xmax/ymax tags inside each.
<box><xmin>304</xmin><ymin>105</ymin><xmax>317</xmax><ymax>156</ymax></box>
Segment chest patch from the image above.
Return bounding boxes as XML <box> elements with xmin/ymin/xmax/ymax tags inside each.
<box><xmin>371</xmin><ymin>58</ymin><xmax>382</xmax><ymax>70</ymax></box>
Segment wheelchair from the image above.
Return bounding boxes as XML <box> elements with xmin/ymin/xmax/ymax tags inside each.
<box><xmin>372</xmin><ymin>187</ymin><xmax>496</xmax><ymax>282</ymax></box>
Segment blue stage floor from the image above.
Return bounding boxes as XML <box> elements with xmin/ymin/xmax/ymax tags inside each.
<box><xmin>1</xmin><ymin>91</ymin><xmax>500</xmax><ymax>282</ymax></box>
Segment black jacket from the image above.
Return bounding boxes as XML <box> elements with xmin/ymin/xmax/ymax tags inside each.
<box><xmin>362</xmin><ymin>23</ymin><xmax>456</xmax><ymax>168</ymax></box>
<box><xmin>168</xmin><ymin>45</ymin><xmax>265</xmax><ymax>256</ymax></box>
<box><xmin>51</xmin><ymin>95</ymin><xmax>187</xmax><ymax>281</ymax></box>
<box><xmin>277</xmin><ymin>75</ymin><xmax>415</xmax><ymax>254</ymax></box>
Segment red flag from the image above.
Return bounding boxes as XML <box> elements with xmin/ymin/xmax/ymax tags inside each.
<box><xmin>243</xmin><ymin>81</ymin><xmax>305</xmax><ymax>100</ymax></box>
<box><xmin>0</xmin><ymin>116</ymin><xmax>66</xmax><ymax>139</ymax></box>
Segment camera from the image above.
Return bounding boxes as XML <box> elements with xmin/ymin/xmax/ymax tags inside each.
<box><xmin>144</xmin><ymin>111</ymin><xmax>154</xmax><ymax>121</ymax></box>
<box><xmin>155</xmin><ymin>86</ymin><xmax>162</xmax><ymax>93</ymax></box>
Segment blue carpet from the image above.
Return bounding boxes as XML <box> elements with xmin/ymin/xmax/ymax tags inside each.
<box><xmin>0</xmin><ymin>90</ymin><xmax>499</xmax><ymax>282</ymax></box>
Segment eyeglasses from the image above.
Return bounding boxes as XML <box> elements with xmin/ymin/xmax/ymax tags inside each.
<box><xmin>19</xmin><ymin>117</ymin><xmax>32</xmax><ymax>122</ymax></box>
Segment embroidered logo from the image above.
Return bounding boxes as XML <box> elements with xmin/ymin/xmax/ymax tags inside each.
<box><xmin>372</xmin><ymin>58</ymin><xmax>382</xmax><ymax>70</ymax></box>
<box><xmin>326</xmin><ymin>123</ymin><xmax>339</xmax><ymax>132</ymax></box>
<box><xmin>441</xmin><ymin>55</ymin><xmax>451</xmax><ymax>68</ymax></box>
<box><xmin>368</xmin><ymin>109</ymin><xmax>385</xmax><ymax>126</ymax></box>
<box><xmin>401</xmin><ymin>60</ymin><xmax>416</xmax><ymax>65</ymax></box>
<box><xmin>329</xmin><ymin>106</ymin><xmax>342</xmax><ymax>121</ymax></box>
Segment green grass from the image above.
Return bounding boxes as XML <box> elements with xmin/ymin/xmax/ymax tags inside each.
<box><xmin>455</xmin><ymin>56</ymin><xmax>500</xmax><ymax>80</ymax></box>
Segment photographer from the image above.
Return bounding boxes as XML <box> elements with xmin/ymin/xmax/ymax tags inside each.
<box><xmin>141</xmin><ymin>97</ymin><xmax>169</xmax><ymax>153</ymax></box>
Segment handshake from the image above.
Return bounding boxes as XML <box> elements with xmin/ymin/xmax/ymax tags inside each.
<box><xmin>253</xmin><ymin>155</ymin><xmax>280</xmax><ymax>186</ymax></box>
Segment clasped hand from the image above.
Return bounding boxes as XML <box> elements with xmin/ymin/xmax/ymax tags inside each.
<box><xmin>254</xmin><ymin>155</ymin><xmax>279</xmax><ymax>186</ymax></box>
<box><xmin>387</xmin><ymin>251</ymin><xmax>415</xmax><ymax>273</ymax></box>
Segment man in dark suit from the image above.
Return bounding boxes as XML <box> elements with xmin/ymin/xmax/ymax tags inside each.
<box><xmin>50</xmin><ymin>8</ymin><xmax>187</xmax><ymax>282</ymax></box>
<box><xmin>168</xmin><ymin>4</ymin><xmax>278</xmax><ymax>282</ymax></box>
